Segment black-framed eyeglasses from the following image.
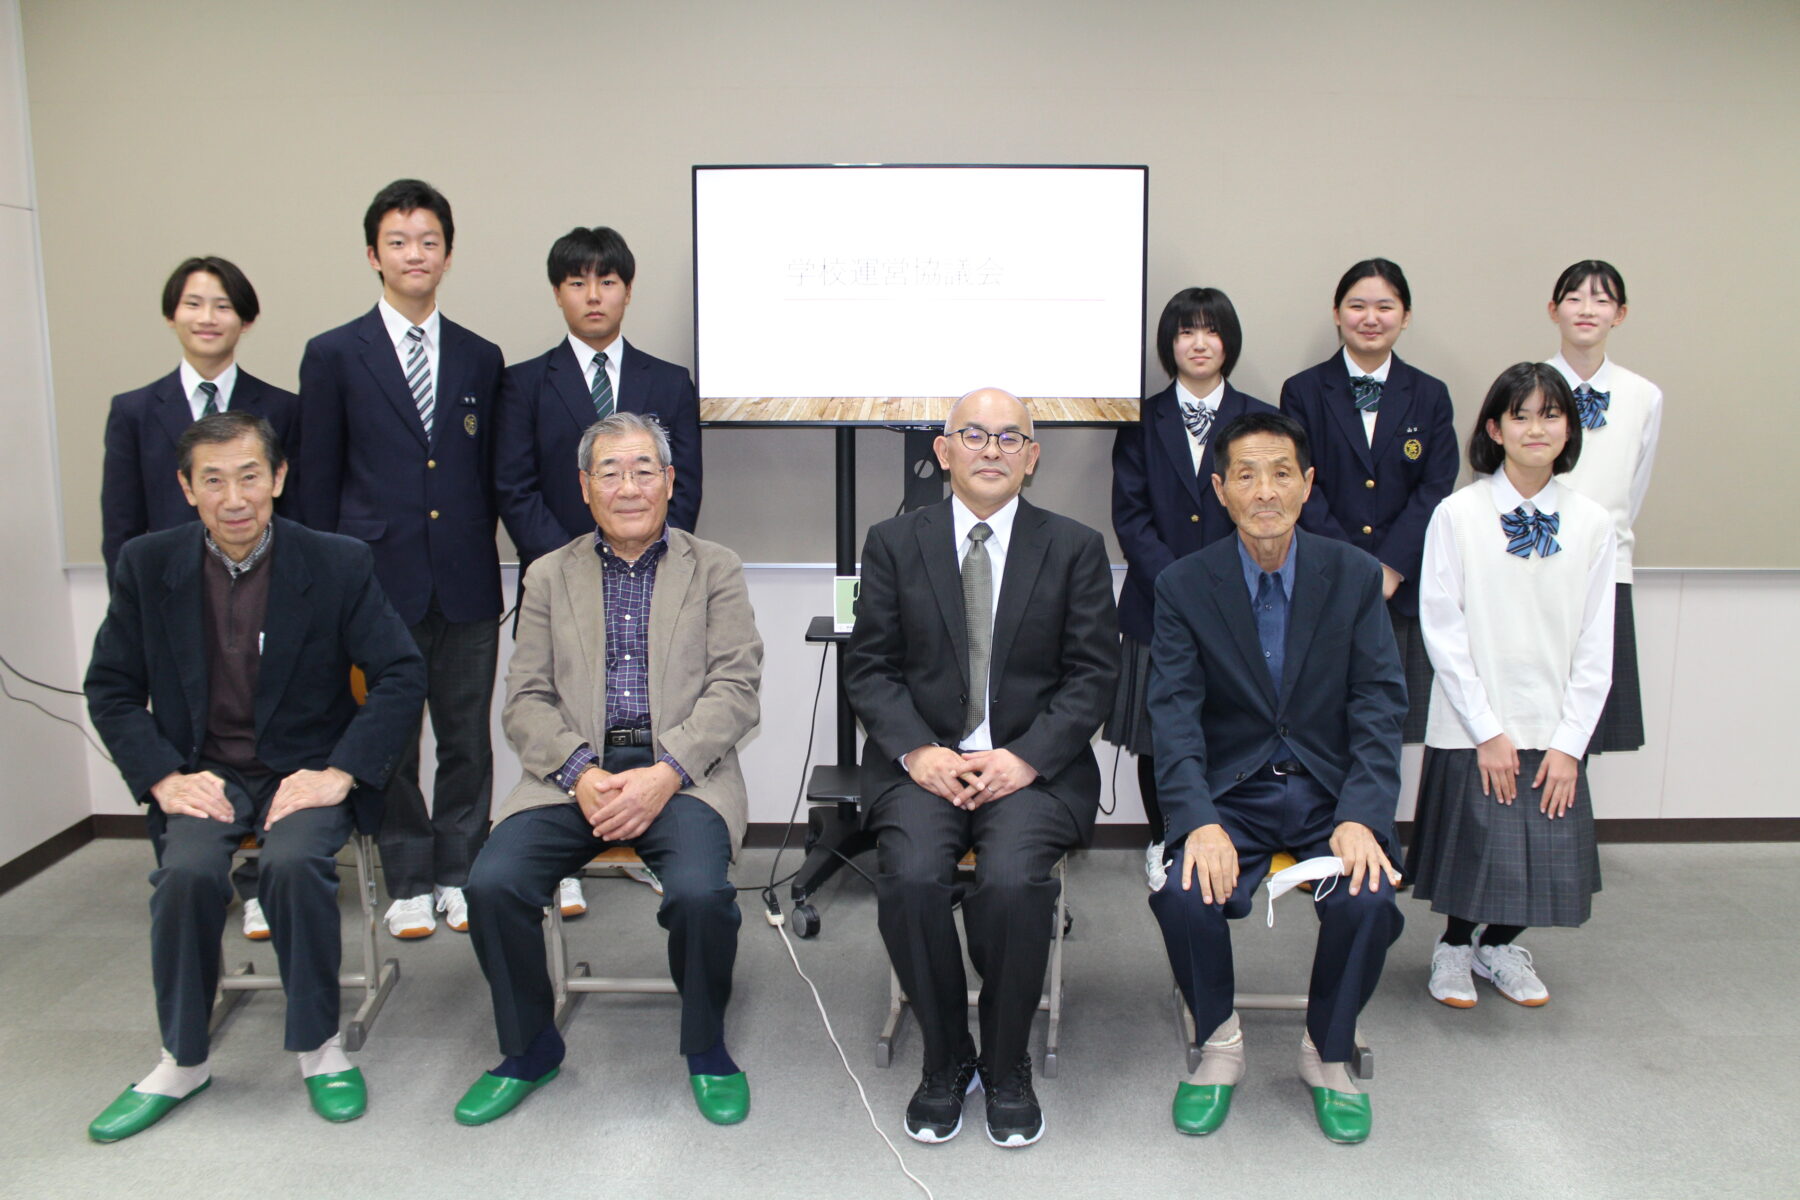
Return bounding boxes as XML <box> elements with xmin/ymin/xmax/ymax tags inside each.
<box><xmin>950</xmin><ymin>426</ymin><xmax>1034</xmax><ymax>454</ymax></box>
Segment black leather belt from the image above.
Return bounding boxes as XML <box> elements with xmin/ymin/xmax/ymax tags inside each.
<box><xmin>1268</xmin><ymin>759</ymin><xmax>1309</xmax><ymax>777</ymax></box>
<box><xmin>604</xmin><ymin>727</ymin><xmax>653</xmax><ymax>747</ymax></box>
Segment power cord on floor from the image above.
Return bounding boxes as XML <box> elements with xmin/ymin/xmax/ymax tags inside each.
<box><xmin>0</xmin><ymin>652</ymin><xmax>113</xmax><ymax>762</ymax></box>
<box><xmin>751</xmin><ymin>644</ymin><xmax>829</xmax><ymax>901</ymax></box>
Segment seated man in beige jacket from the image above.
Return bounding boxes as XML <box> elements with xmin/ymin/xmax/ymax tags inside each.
<box><xmin>455</xmin><ymin>412</ymin><xmax>762</xmax><ymax>1128</ymax></box>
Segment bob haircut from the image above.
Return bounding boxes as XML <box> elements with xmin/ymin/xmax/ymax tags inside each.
<box><xmin>1212</xmin><ymin>409</ymin><xmax>1312</xmax><ymax>475</ymax></box>
<box><xmin>1551</xmin><ymin>259</ymin><xmax>1627</xmax><ymax>307</ymax></box>
<box><xmin>177</xmin><ymin>410</ymin><xmax>285</xmax><ymax>478</ymax></box>
<box><xmin>547</xmin><ymin>226</ymin><xmax>637</xmax><ymax>288</ymax></box>
<box><xmin>1155</xmin><ymin>287</ymin><xmax>1243</xmax><ymax>381</ymax></box>
<box><xmin>1333</xmin><ymin>257</ymin><xmax>1412</xmax><ymax>311</ymax></box>
<box><xmin>161</xmin><ymin>256</ymin><xmax>260</xmax><ymax>325</ymax></box>
<box><xmin>362</xmin><ymin>178</ymin><xmax>455</xmax><ymax>253</ymax></box>
<box><xmin>1467</xmin><ymin>362</ymin><xmax>1583</xmax><ymax>476</ymax></box>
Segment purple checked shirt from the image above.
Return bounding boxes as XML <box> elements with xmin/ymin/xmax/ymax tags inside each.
<box><xmin>551</xmin><ymin>530</ymin><xmax>692</xmax><ymax>794</ymax></box>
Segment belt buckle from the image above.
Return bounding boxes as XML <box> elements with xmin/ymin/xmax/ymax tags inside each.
<box><xmin>1271</xmin><ymin>760</ymin><xmax>1292</xmax><ymax>777</ymax></box>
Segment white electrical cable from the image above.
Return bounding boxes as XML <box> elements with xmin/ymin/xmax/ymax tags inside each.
<box><xmin>771</xmin><ymin>918</ymin><xmax>936</xmax><ymax>1200</ymax></box>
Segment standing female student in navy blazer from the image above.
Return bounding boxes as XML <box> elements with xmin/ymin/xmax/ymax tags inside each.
<box><xmin>1281</xmin><ymin>259</ymin><xmax>1458</xmax><ymax>741</ymax></box>
<box><xmin>1109</xmin><ymin>288</ymin><xmax>1278</xmax><ymax>887</ymax></box>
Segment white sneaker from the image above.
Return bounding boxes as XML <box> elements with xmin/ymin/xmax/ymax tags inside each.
<box><xmin>623</xmin><ymin>864</ymin><xmax>663</xmax><ymax>896</ymax></box>
<box><xmin>558</xmin><ymin>876</ymin><xmax>588</xmax><ymax>917</ymax></box>
<box><xmin>435</xmin><ymin>885</ymin><xmax>470</xmax><ymax>933</ymax></box>
<box><xmin>384</xmin><ymin>894</ymin><xmax>436</xmax><ymax>939</ymax></box>
<box><xmin>1474</xmin><ymin>941</ymin><xmax>1549</xmax><ymax>1006</ymax></box>
<box><xmin>1427</xmin><ymin>938</ymin><xmax>1477</xmax><ymax>1008</ymax></box>
<box><xmin>241</xmin><ymin>897</ymin><xmax>271</xmax><ymax>941</ymax></box>
<box><xmin>1145</xmin><ymin>842</ymin><xmax>1168</xmax><ymax>892</ymax></box>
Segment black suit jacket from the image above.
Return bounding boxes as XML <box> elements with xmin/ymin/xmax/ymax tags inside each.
<box><xmin>85</xmin><ymin>517</ymin><xmax>427</xmax><ymax>835</ymax></box>
<box><xmin>1110</xmin><ymin>381</ymin><xmax>1279</xmax><ymax>643</ymax></box>
<box><xmin>1280</xmin><ymin>353</ymin><xmax>1457</xmax><ymax>617</ymax></box>
<box><xmin>1147</xmin><ymin>529</ymin><xmax>1406</xmax><ymax>851</ymax></box>
<box><xmin>100</xmin><ymin>368</ymin><xmax>301</xmax><ymax>581</ymax></box>
<box><xmin>843</xmin><ymin>497</ymin><xmax>1119</xmax><ymax>842</ymax></box>
<box><xmin>294</xmin><ymin>306</ymin><xmax>506</xmax><ymax>626</ymax></box>
<box><xmin>496</xmin><ymin>338</ymin><xmax>701</xmax><ymax>569</ymax></box>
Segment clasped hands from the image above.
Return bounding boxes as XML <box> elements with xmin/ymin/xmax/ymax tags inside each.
<box><xmin>572</xmin><ymin>761</ymin><xmax>681</xmax><ymax>841</ymax></box>
<box><xmin>907</xmin><ymin>744</ymin><xmax>1037</xmax><ymax>810</ymax></box>
<box><xmin>1179</xmin><ymin>820</ymin><xmax>1400</xmax><ymax>905</ymax></box>
<box><xmin>151</xmin><ymin>766</ymin><xmax>354</xmax><ymax>829</ymax></box>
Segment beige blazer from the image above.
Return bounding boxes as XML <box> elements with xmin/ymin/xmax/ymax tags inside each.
<box><xmin>497</xmin><ymin>527</ymin><xmax>763</xmax><ymax>854</ymax></box>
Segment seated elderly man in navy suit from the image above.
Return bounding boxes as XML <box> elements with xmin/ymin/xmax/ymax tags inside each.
<box><xmin>85</xmin><ymin>412</ymin><xmax>424</xmax><ymax>1141</ymax></box>
<box><xmin>1147</xmin><ymin>410</ymin><xmax>1406</xmax><ymax>1145</ymax></box>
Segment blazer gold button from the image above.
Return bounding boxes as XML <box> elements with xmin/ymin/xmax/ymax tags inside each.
<box><xmin>428</xmin><ymin>459</ymin><xmax>436</xmax><ymax>468</ymax></box>
<box><xmin>1364</xmin><ymin>478</ymin><xmax>1375</xmax><ymax>488</ymax></box>
<box><xmin>1361</xmin><ymin>524</ymin><xmax>1372</xmax><ymax>534</ymax></box>
<box><xmin>430</xmin><ymin>510</ymin><xmax>441</xmax><ymax>519</ymax></box>
<box><xmin>1189</xmin><ymin>514</ymin><xmax>1200</xmax><ymax>523</ymax></box>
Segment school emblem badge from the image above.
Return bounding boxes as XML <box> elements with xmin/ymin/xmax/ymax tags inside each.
<box><xmin>1403</xmin><ymin>438</ymin><xmax>1422</xmax><ymax>461</ymax></box>
<box><xmin>464</xmin><ymin>413</ymin><xmax>478</xmax><ymax>437</ymax></box>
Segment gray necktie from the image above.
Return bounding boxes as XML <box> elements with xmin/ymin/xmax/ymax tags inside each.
<box><xmin>962</xmin><ymin>522</ymin><xmax>994</xmax><ymax>737</ymax></box>
<box><xmin>195</xmin><ymin>380</ymin><xmax>218</xmax><ymax>418</ymax></box>
<box><xmin>591</xmin><ymin>352</ymin><xmax>615</xmax><ymax>419</ymax></box>
<box><xmin>405</xmin><ymin>325</ymin><xmax>434</xmax><ymax>436</ymax></box>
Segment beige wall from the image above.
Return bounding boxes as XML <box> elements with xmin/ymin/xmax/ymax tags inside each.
<box><xmin>22</xmin><ymin>0</ymin><xmax>1800</xmax><ymax>568</ymax></box>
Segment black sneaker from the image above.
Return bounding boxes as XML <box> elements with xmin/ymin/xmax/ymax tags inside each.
<box><xmin>904</xmin><ymin>1055</ymin><xmax>981</xmax><ymax>1143</ymax></box>
<box><xmin>981</xmin><ymin>1053</ymin><xmax>1044</xmax><ymax>1148</ymax></box>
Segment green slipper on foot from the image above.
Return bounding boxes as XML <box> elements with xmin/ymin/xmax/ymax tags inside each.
<box><xmin>88</xmin><ymin>1078</ymin><xmax>211</xmax><ymax>1143</ymax></box>
<box><xmin>1310</xmin><ymin>1086</ymin><xmax>1371</xmax><ymax>1144</ymax></box>
<box><xmin>305</xmin><ymin>1067</ymin><xmax>367</xmax><ymax>1122</ymax></box>
<box><xmin>690</xmin><ymin>1072</ymin><xmax>749</xmax><ymax>1125</ymax></box>
<box><xmin>1172</xmin><ymin>1082</ymin><xmax>1233</xmax><ymax>1135</ymax></box>
<box><xmin>454</xmin><ymin>1068</ymin><xmax>559</xmax><ymax>1126</ymax></box>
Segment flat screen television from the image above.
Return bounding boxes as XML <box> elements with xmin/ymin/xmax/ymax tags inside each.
<box><xmin>693</xmin><ymin>164</ymin><xmax>1147</xmax><ymax>425</ymax></box>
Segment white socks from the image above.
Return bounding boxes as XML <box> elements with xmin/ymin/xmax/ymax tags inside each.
<box><xmin>1187</xmin><ymin>1012</ymin><xmax>1247</xmax><ymax>1087</ymax></box>
<box><xmin>136</xmin><ymin>1048</ymin><xmax>209</xmax><ymax>1099</ymax></box>
<box><xmin>1298</xmin><ymin>1032</ymin><xmax>1361</xmax><ymax>1095</ymax></box>
<box><xmin>297</xmin><ymin>1033</ymin><xmax>352</xmax><ymax>1079</ymax></box>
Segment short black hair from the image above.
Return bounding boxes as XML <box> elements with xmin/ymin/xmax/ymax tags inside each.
<box><xmin>1155</xmin><ymin>287</ymin><xmax>1242</xmax><ymax>381</ymax></box>
<box><xmin>177</xmin><ymin>410</ymin><xmax>285</xmax><ymax>478</ymax></box>
<box><xmin>160</xmin><ymin>256</ymin><xmax>260</xmax><ymax>324</ymax></box>
<box><xmin>1551</xmin><ymin>259</ymin><xmax>1627</xmax><ymax>307</ymax></box>
<box><xmin>547</xmin><ymin>226</ymin><xmax>636</xmax><ymax>288</ymax></box>
<box><xmin>1212</xmin><ymin>409</ymin><xmax>1312</xmax><ymax>475</ymax></box>
<box><xmin>363</xmin><ymin>178</ymin><xmax>455</xmax><ymax>253</ymax></box>
<box><xmin>1333</xmin><ymin>257</ymin><xmax>1412</xmax><ymax>311</ymax></box>
<box><xmin>1467</xmin><ymin>362</ymin><xmax>1583</xmax><ymax>476</ymax></box>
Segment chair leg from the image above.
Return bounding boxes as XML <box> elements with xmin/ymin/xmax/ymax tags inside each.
<box><xmin>1042</xmin><ymin>858</ymin><xmax>1066</xmax><ymax>1078</ymax></box>
<box><xmin>342</xmin><ymin>834</ymin><xmax>398</xmax><ymax>1052</ymax></box>
<box><xmin>875</xmin><ymin>966</ymin><xmax>906</xmax><ymax>1068</ymax></box>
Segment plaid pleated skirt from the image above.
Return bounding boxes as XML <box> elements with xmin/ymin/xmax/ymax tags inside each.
<box><xmin>1404</xmin><ymin>746</ymin><xmax>1601</xmax><ymax>928</ymax></box>
<box><xmin>1589</xmin><ymin>583</ymin><xmax>1646</xmax><ymax>754</ymax></box>
<box><xmin>1391</xmin><ymin>610</ymin><xmax>1434</xmax><ymax>744</ymax></box>
<box><xmin>1103</xmin><ymin>634</ymin><xmax>1155</xmax><ymax>757</ymax></box>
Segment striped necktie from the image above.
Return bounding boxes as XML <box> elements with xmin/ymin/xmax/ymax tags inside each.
<box><xmin>1179</xmin><ymin>400</ymin><xmax>1214</xmax><ymax>445</ymax></box>
<box><xmin>591</xmin><ymin>352</ymin><xmax>615</xmax><ymax>419</ymax></box>
<box><xmin>405</xmin><ymin>325</ymin><xmax>434</xmax><ymax>437</ymax></box>
<box><xmin>194</xmin><ymin>380</ymin><xmax>218</xmax><ymax>418</ymax></box>
<box><xmin>1571</xmin><ymin>383</ymin><xmax>1610</xmax><ymax>429</ymax></box>
<box><xmin>962</xmin><ymin>522</ymin><xmax>994</xmax><ymax>737</ymax></box>
<box><xmin>1501</xmin><ymin>506</ymin><xmax>1562</xmax><ymax>558</ymax></box>
<box><xmin>1350</xmin><ymin>375</ymin><xmax>1382</xmax><ymax>413</ymax></box>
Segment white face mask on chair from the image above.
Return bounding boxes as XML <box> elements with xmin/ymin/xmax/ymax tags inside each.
<box><xmin>1264</xmin><ymin>856</ymin><xmax>1345</xmax><ymax>928</ymax></box>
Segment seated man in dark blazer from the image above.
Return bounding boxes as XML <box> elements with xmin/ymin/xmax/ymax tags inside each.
<box><xmin>1147</xmin><ymin>410</ymin><xmax>1406</xmax><ymax>1145</ymax></box>
<box><xmin>295</xmin><ymin>179</ymin><xmax>507</xmax><ymax>941</ymax></box>
<box><xmin>101</xmin><ymin>255</ymin><xmax>302</xmax><ymax>939</ymax></box>
<box><xmin>84</xmin><ymin>412</ymin><xmax>425</xmax><ymax>1142</ymax></box>
<box><xmin>844</xmin><ymin>388</ymin><xmax>1117</xmax><ymax>1150</ymax></box>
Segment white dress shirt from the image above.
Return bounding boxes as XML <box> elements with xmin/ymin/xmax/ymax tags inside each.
<box><xmin>178</xmin><ymin>360</ymin><xmax>239</xmax><ymax>420</ymax></box>
<box><xmin>567</xmin><ymin>332</ymin><xmax>624</xmax><ymax>405</ymax></box>
<box><xmin>950</xmin><ymin>492</ymin><xmax>1019</xmax><ymax>752</ymax></box>
<box><xmin>1547</xmin><ymin>352</ymin><xmax>1663</xmax><ymax>582</ymax></box>
<box><xmin>1341</xmin><ymin>348</ymin><xmax>1391</xmax><ymax>446</ymax></box>
<box><xmin>1173</xmin><ymin>377</ymin><xmax>1226</xmax><ymax>473</ymax></box>
<box><xmin>377</xmin><ymin>298</ymin><xmax>441</xmax><ymax>407</ymax></box>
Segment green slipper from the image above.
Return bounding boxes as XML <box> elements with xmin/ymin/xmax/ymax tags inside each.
<box><xmin>305</xmin><ymin>1067</ymin><xmax>367</xmax><ymax>1122</ymax></box>
<box><xmin>1310</xmin><ymin>1086</ymin><xmax>1371</xmax><ymax>1144</ymax></box>
<box><xmin>88</xmin><ymin>1078</ymin><xmax>211</xmax><ymax>1143</ymax></box>
<box><xmin>689</xmin><ymin>1071</ymin><xmax>750</xmax><ymax>1125</ymax></box>
<box><xmin>454</xmin><ymin>1068</ymin><xmax>559</xmax><ymax>1126</ymax></box>
<box><xmin>1172</xmin><ymin>1082</ymin><xmax>1233</xmax><ymax>1136</ymax></box>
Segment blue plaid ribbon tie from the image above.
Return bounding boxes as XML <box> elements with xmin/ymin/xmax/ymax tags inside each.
<box><xmin>1501</xmin><ymin>506</ymin><xmax>1561</xmax><ymax>558</ymax></box>
<box><xmin>1179</xmin><ymin>401</ymin><xmax>1214</xmax><ymax>444</ymax></box>
<box><xmin>1571</xmin><ymin>383</ymin><xmax>1610</xmax><ymax>429</ymax></box>
<box><xmin>1350</xmin><ymin>375</ymin><xmax>1382</xmax><ymax>413</ymax></box>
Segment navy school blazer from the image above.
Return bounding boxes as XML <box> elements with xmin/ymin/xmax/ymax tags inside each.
<box><xmin>1279</xmin><ymin>352</ymin><xmax>1458</xmax><ymax>617</ymax></box>
<box><xmin>99</xmin><ymin>368</ymin><xmax>301</xmax><ymax>583</ymax></box>
<box><xmin>294</xmin><ymin>306</ymin><xmax>505</xmax><ymax>626</ymax></box>
<box><xmin>1111</xmin><ymin>381</ymin><xmax>1279</xmax><ymax>644</ymax></box>
<box><xmin>1147</xmin><ymin>529</ymin><xmax>1406</xmax><ymax>851</ymax></box>
<box><xmin>495</xmin><ymin>337</ymin><xmax>702</xmax><ymax>571</ymax></box>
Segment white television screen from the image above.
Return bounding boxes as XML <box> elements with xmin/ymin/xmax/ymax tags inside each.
<box><xmin>693</xmin><ymin>165</ymin><xmax>1146</xmax><ymax>424</ymax></box>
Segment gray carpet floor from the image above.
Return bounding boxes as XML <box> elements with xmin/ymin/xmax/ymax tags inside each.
<box><xmin>1</xmin><ymin>839</ymin><xmax>1794</xmax><ymax>1199</ymax></box>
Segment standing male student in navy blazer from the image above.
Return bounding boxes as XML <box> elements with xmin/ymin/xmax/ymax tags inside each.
<box><xmin>295</xmin><ymin>179</ymin><xmax>506</xmax><ymax>941</ymax></box>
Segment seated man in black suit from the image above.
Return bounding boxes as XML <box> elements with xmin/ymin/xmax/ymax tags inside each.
<box><xmin>495</xmin><ymin>225</ymin><xmax>702</xmax><ymax>915</ymax></box>
<box><xmin>1147</xmin><ymin>410</ymin><xmax>1406</xmax><ymax>1144</ymax></box>
<box><xmin>85</xmin><ymin>412</ymin><xmax>425</xmax><ymax>1141</ymax></box>
<box><xmin>101</xmin><ymin>255</ymin><xmax>303</xmax><ymax>940</ymax></box>
<box><xmin>844</xmin><ymin>388</ymin><xmax>1117</xmax><ymax>1149</ymax></box>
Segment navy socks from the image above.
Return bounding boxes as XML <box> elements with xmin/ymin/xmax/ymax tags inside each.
<box><xmin>491</xmin><ymin>1024</ymin><xmax>565</xmax><ymax>1082</ymax></box>
<box><xmin>686</xmin><ymin>1038</ymin><xmax>739</xmax><ymax>1077</ymax></box>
